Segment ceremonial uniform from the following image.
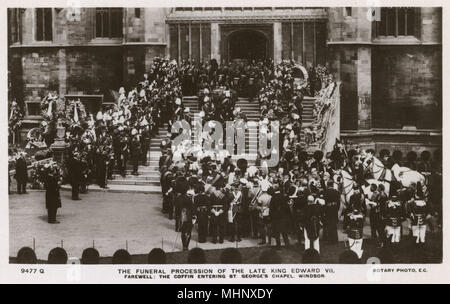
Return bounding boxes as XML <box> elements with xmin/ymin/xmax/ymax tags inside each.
<box><xmin>210</xmin><ymin>190</ymin><xmax>226</xmax><ymax>244</ymax></box>
<box><xmin>45</xmin><ymin>175</ymin><xmax>62</xmax><ymax>224</ymax></box>
<box><xmin>323</xmin><ymin>187</ymin><xmax>340</xmax><ymax>242</ymax></box>
<box><xmin>130</xmin><ymin>135</ymin><xmax>142</xmax><ymax>175</ymax></box>
<box><xmin>257</xmin><ymin>191</ymin><xmax>272</xmax><ymax>245</ymax></box>
<box><xmin>179</xmin><ymin>193</ymin><xmax>194</xmax><ymax>251</ymax></box>
<box><xmin>408</xmin><ymin>199</ymin><xmax>429</xmax><ymax>244</ymax></box>
<box><xmin>67</xmin><ymin>156</ymin><xmax>82</xmax><ymax>200</ymax></box>
<box><xmin>227</xmin><ymin>188</ymin><xmax>243</xmax><ymax>242</ymax></box>
<box><xmin>269</xmin><ymin>191</ymin><xmax>291</xmax><ymax>247</ymax></box>
<box><xmin>194</xmin><ymin>191</ymin><xmax>210</xmax><ymax>243</ymax></box>
<box><xmin>368</xmin><ymin>189</ymin><xmax>384</xmax><ymax>241</ymax></box>
<box><xmin>383</xmin><ymin>198</ymin><xmax>405</xmax><ymax>245</ymax></box>
<box><xmin>346</xmin><ymin>210</ymin><xmax>365</xmax><ymax>258</ymax></box>
<box><xmin>304</xmin><ymin>198</ymin><xmax>323</xmax><ymax>252</ymax></box>
<box><xmin>292</xmin><ymin>186</ymin><xmax>309</xmax><ymax>245</ymax></box>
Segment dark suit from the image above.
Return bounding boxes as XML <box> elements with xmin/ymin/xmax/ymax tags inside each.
<box><xmin>15</xmin><ymin>157</ymin><xmax>28</xmax><ymax>194</ymax></box>
<box><xmin>179</xmin><ymin>194</ymin><xmax>194</xmax><ymax>250</ymax></box>
<box><xmin>45</xmin><ymin>176</ymin><xmax>61</xmax><ymax>223</ymax></box>
<box><xmin>323</xmin><ymin>188</ymin><xmax>340</xmax><ymax>242</ymax></box>
<box><xmin>194</xmin><ymin>193</ymin><xmax>210</xmax><ymax>243</ymax></box>
<box><xmin>68</xmin><ymin>157</ymin><xmax>82</xmax><ymax>200</ymax></box>
<box><xmin>269</xmin><ymin>191</ymin><xmax>291</xmax><ymax>246</ymax></box>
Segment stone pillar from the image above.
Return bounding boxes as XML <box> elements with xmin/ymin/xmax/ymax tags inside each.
<box><xmin>57</xmin><ymin>49</ymin><xmax>67</xmax><ymax>97</ymax></box>
<box><xmin>273</xmin><ymin>22</ymin><xmax>282</xmax><ymax>64</ymax></box>
<box><xmin>210</xmin><ymin>23</ymin><xmax>220</xmax><ymax>63</ymax></box>
<box><xmin>357</xmin><ymin>47</ymin><xmax>372</xmax><ymax>130</ymax></box>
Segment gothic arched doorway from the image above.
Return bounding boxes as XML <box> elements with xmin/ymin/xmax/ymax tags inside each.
<box><xmin>228</xmin><ymin>30</ymin><xmax>268</xmax><ymax>62</ymax></box>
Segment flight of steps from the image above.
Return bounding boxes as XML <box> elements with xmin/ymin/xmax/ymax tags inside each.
<box><xmin>183</xmin><ymin>96</ymin><xmax>260</xmax><ymax>165</ymax></box>
<box><xmin>300</xmin><ymin>97</ymin><xmax>319</xmax><ymax>152</ymax></box>
<box><xmin>99</xmin><ymin>95</ymin><xmax>316</xmax><ymax>193</ymax></box>
<box><xmin>104</xmin><ymin>128</ymin><xmax>168</xmax><ymax>193</ymax></box>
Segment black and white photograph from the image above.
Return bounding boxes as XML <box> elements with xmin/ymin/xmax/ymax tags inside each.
<box><xmin>2</xmin><ymin>1</ymin><xmax>446</xmax><ymax>283</ymax></box>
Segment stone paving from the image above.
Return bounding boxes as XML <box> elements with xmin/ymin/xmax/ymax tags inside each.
<box><xmin>9</xmin><ymin>190</ymin><xmax>261</xmax><ymax>260</ymax></box>
<box><xmin>9</xmin><ymin>189</ymin><xmax>415</xmax><ymax>261</ymax></box>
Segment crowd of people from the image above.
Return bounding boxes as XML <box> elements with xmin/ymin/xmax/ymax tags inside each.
<box><xmin>160</xmin><ymin>133</ymin><xmax>441</xmax><ymax>255</ymax></box>
<box><xmin>10</xmin><ymin>57</ymin><xmax>442</xmax><ymax>261</ymax></box>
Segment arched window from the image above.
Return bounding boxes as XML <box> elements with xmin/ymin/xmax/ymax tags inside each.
<box><xmin>95</xmin><ymin>8</ymin><xmax>123</xmax><ymax>38</ymax></box>
<box><xmin>376</xmin><ymin>7</ymin><xmax>417</xmax><ymax>37</ymax></box>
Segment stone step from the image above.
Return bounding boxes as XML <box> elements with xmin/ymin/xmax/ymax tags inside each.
<box><xmin>109</xmin><ymin>179</ymin><xmax>160</xmax><ymax>186</ymax></box>
<box><xmin>112</xmin><ymin>173</ymin><xmax>160</xmax><ymax>180</ymax></box>
<box><xmin>62</xmin><ymin>184</ymin><xmax>161</xmax><ymax>194</ymax></box>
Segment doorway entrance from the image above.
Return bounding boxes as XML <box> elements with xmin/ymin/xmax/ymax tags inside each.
<box><xmin>228</xmin><ymin>30</ymin><xmax>268</xmax><ymax>62</ymax></box>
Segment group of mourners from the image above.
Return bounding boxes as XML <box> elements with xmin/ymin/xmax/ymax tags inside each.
<box><xmin>160</xmin><ymin>138</ymin><xmax>442</xmax><ymax>256</ymax></box>
<box><xmin>12</xmin><ymin>57</ymin><xmax>442</xmax><ymax>261</ymax></box>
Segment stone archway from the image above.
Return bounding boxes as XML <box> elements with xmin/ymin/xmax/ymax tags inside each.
<box><xmin>228</xmin><ymin>29</ymin><xmax>268</xmax><ymax>62</ymax></box>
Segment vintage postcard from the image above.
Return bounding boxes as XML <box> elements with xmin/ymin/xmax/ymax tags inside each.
<box><xmin>1</xmin><ymin>0</ymin><xmax>448</xmax><ymax>285</ymax></box>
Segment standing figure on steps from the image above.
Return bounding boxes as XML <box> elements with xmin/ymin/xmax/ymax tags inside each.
<box><xmin>130</xmin><ymin>129</ymin><xmax>141</xmax><ymax>176</ymax></box>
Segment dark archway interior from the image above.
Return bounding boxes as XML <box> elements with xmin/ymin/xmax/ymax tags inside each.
<box><xmin>229</xmin><ymin>30</ymin><xmax>267</xmax><ymax>61</ymax></box>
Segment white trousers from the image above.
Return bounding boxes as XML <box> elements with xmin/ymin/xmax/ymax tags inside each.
<box><xmin>412</xmin><ymin>225</ymin><xmax>427</xmax><ymax>243</ymax></box>
<box><xmin>385</xmin><ymin>226</ymin><xmax>401</xmax><ymax>243</ymax></box>
<box><xmin>348</xmin><ymin>238</ymin><xmax>363</xmax><ymax>258</ymax></box>
<box><xmin>304</xmin><ymin>230</ymin><xmax>320</xmax><ymax>253</ymax></box>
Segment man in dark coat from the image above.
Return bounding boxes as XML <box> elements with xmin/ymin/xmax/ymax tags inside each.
<box><xmin>14</xmin><ymin>153</ymin><xmax>28</xmax><ymax>194</ymax></box>
<box><xmin>67</xmin><ymin>153</ymin><xmax>82</xmax><ymax>200</ymax></box>
<box><xmin>304</xmin><ymin>195</ymin><xmax>323</xmax><ymax>252</ymax></box>
<box><xmin>130</xmin><ymin>132</ymin><xmax>142</xmax><ymax>175</ymax></box>
<box><xmin>45</xmin><ymin>172</ymin><xmax>62</xmax><ymax>224</ymax></box>
<box><xmin>323</xmin><ymin>180</ymin><xmax>340</xmax><ymax>243</ymax></box>
<box><xmin>194</xmin><ymin>184</ymin><xmax>210</xmax><ymax>243</ymax></box>
<box><xmin>179</xmin><ymin>190</ymin><xmax>194</xmax><ymax>251</ymax></box>
<box><xmin>269</xmin><ymin>184</ymin><xmax>291</xmax><ymax>247</ymax></box>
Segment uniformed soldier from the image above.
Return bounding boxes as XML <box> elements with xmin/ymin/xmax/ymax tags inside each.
<box><xmin>194</xmin><ymin>183</ymin><xmax>210</xmax><ymax>243</ymax></box>
<box><xmin>67</xmin><ymin>151</ymin><xmax>82</xmax><ymax>200</ymax></box>
<box><xmin>408</xmin><ymin>195</ymin><xmax>430</xmax><ymax>248</ymax></box>
<box><xmin>130</xmin><ymin>130</ymin><xmax>142</xmax><ymax>175</ymax></box>
<box><xmin>256</xmin><ymin>179</ymin><xmax>272</xmax><ymax>245</ymax></box>
<box><xmin>180</xmin><ymin>185</ymin><xmax>195</xmax><ymax>251</ymax></box>
<box><xmin>366</xmin><ymin>183</ymin><xmax>383</xmax><ymax>245</ymax></box>
<box><xmin>383</xmin><ymin>195</ymin><xmax>405</xmax><ymax>250</ymax></box>
<box><xmin>346</xmin><ymin>209</ymin><xmax>365</xmax><ymax>258</ymax></box>
<box><xmin>292</xmin><ymin>179</ymin><xmax>309</xmax><ymax>246</ymax></box>
<box><xmin>210</xmin><ymin>186</ymin><xmax>226</xmax><ymax>244</ymax></box>
<box><xmin>304</xmin><ymin>195</ymin><xmax>323</xmax><ymax>253</ymax></box>
<box><xmin>323</xmin><ymin>180</ymin><xmax>340</xmax><ymax>243</ymax></box>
